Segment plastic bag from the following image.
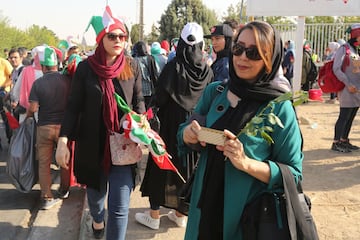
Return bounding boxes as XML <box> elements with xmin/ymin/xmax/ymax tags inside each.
<box><xmin>6</xmin><ymin>117</ymin><xmax>38</xmax><ymax>193</ymax></box>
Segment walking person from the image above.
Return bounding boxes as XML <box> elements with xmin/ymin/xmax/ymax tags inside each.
<box><xmin>8</xmin><ymin>48</ymin><xmax>24</xmax><ymax>85</ymax></box>
<box><xmin>135</xmin><ymin>22</ymin><xmax>213</xmax><ymax>230</ymax></box>
<box><xmin>8</xmin><ymin>48</ymin><xmax>25</xmax><ymax>121</ymax></box>
<box><xmin>0</xmin><ymin>56</ymin><xmax>13</xmax><ymax>148</ymax></box>
<box><xmin>331</xmin><ymin>23</ymin><xmax>360</xmax><ymax>153</ymax></box>
<box><xmin>301</xmin><ymin>40</ymin><xmax>318</xmax><ymax>91</ymax></box>
<box><xmin>204</xmin><ymin>24</ymin><xmax>233</xmax><ymax>83</ymax></box>
<box><xmin>55</xmin><ymin>5</ymin><xmax>145</xmax><ymax>240</ymax></box>
<box><xmin>10</xmin><ymin>46</ymin><xmax>44</xmax><ymax>124</ymax></box>
<box><xmin>177</xmin><ymin>21</ymin><xmax>303</xmax><ymax>239</ymax></box>
<box><xmin>282</xmin><ymin>40</ymin><xmax>295</xmax><ymax>86</ymax></box>
<box><xmin>150</xmin><ymin>42</ymin><xmax>168</xmax><ymax>74</ymax></box>
<box><xmin>26</xmin><ymin>46</ymin><xmax>71</xmax><ymax>209</ymax></box>
<box><xmin>132</xmin><ymin>41</ymin><xmax>158</xmax><ymax>109</ymax></box>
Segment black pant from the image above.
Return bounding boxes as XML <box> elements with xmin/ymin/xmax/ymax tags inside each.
<box><xmin>334</xmin><ymin>107</ymin><xmax>359</xmax><ymax>141</ymax></box>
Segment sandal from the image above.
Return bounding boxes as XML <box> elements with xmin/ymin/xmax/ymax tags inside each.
<box><xmin>92</xmin><ymin>221</ymin><xmax>105</xmax><ymax>239</ymax></box>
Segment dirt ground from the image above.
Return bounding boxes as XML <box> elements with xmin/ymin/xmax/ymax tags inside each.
<box><xmin>296</xmin><ymin>94</ymin><xmax>360</xmax><ymax>240</ymax></box>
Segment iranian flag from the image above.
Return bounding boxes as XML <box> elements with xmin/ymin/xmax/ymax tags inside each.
<box><xmin>114</xmin><ymin>93</ymin><xmax>185</xmax><ymax>183</ymax></box>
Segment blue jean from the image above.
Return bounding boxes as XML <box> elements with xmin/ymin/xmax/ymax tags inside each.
<box><xmin>86</xmin><ymin>165</ymin><xmax>134</xmax><ymax>240</ymax></box>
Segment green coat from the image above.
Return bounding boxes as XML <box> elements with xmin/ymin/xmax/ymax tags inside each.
<box><xmin>177</xmin><ymin>82</ymin><xmax>304</xmax><ymax>240</ymax></box>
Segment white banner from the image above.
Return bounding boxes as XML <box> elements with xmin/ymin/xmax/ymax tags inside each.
<box><xmin>247</xmin><ymin>0</ymin><xmax>360</xmax><ymax>16</ymax></box>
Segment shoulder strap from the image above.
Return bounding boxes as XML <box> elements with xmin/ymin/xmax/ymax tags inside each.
<box><xmin>277</xmin><ymin>163</ymin><xmax>319</xmax><ymax>240</ymax></box>
<box><xmin>18</xmin><ymin>66</ymin><xmax>24</xmax><ymax>76</ymax></box>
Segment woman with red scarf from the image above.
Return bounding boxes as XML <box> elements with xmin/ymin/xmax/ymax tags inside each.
<box><xmin>55</xmin><ymin>6</ymin><xmax>145</xmax><ymax>240</ymax></box>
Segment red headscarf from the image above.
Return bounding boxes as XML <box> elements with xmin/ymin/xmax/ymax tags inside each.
<box><xmin>161</xmin><ymin>40</ymin><xmax>170</xmax><ymax>53</ymax></box>
<box><xmin>88</xmin><ymin>40</ymin><xmax>125</xmax><ymax>173</ymax></box>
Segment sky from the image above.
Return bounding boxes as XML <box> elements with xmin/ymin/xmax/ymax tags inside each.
<box><xmin>0</xmin><ymin>0</ymin><xmax>240</xmax><ymax>46</ymax></box>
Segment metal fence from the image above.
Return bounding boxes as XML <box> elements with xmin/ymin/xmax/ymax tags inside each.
<box><xmin>273</xmin><ymin>23</ymin><xmax>352</xmax><ymax>62</ymax></box>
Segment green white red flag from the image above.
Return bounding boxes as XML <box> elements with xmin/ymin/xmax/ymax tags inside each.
<box><xmin>114</xmin><ymin>93</ymin><xmax>185</xmax><ymax>182</ymax></box>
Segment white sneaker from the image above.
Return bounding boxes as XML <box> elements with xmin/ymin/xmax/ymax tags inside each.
<box><xmin>135</xmin><ymin>211</ymin><xmax>160</xmax><ymax>230</ymax></box>
<box><xmin>167</xmin><ymin>210</ymin><xmax>187</xmax><ymax>227</ymax></box>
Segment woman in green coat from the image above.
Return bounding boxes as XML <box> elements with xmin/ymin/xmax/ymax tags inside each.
<box><xmin>177</xmin><ymin>21</ymin><xmax>304</xmax><ymax>240</ymax></box>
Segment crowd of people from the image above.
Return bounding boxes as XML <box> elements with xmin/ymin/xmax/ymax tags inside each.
<box><xmin>1</xmin><ymin>4</ymin><xmax>360</xmax><ymax>240</ymax></box>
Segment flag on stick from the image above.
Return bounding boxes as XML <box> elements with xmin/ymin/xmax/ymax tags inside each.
<box><xmin>3</xmin><ymin>107</ymin><xmax>19</xmax><ymax>129</ymax></box>
<box><xmin>114</xmin><ymin>93</ymin><xmax>185</xmax><ymax>183</ymax></box>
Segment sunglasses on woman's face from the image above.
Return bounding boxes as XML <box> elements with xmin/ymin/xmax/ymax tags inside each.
<box><xmin>106</xmin><ymin>33</ymin><xmax>127</xmax><ymax>41</ymax></box>
<box><xmin>232</xmin><ymin>43</ymin><xmax>262</xmax><ymax>61</ymax></box>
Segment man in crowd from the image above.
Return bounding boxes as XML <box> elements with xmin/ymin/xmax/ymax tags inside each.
<box><xmin>26</xmin><ymin>46</ymin><xmax>71</xmax><ymax>210</ymax></box>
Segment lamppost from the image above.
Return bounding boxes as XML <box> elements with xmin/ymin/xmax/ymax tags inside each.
<box><xmin>239</xmin><ymin>0</ymin><xmax>245</xmax><ymax>23</ymax></box>
<box><xmin>139</xmin><ymin>0</ymin><xmax>144</xmax><ymax>40</ymax></box>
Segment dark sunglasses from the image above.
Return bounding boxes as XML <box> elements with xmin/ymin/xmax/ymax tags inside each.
<box><xmin>232</xmin><ymin>43</ymin><xmax>262</xmax><ymax>61</ymax></box>
<box><xmin>106</xmin><ymin>33</ymin><xmax>127</xmax><ymax>41</ymax></box>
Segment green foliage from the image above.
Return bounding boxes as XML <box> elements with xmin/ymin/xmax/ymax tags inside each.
<box><xmin>158</xmin><ymin>0</ymin><xmax>218</xmax><ymax>42</ymax></box>
<box><xmin>239</xmin><ymin>91</ymin><xmax>308</xmax><ymax>145</ymax></box>
<box><xmin>0</xmin><ymin>16</ymin><xmax>60</xmax><ymax>54</ymax></box>
<box><xmin>146</xmin><ymin>24</ymin><xmax>160</xmax><ymax>44</ymax></box>
<box><xmin>26</xmin><ymin>25</ymin><xmax>58</xmax><ymax>47</ymax></box>
<box><xmin>0</xmin><ymin>18</ymin><xmax>17</xmax><ymax>52</ymax></box>
<box><xmin>306</xmin><ymin>16</ymin><xmax>335</xmax><ymax>24</ymax></box>
<box><xmin>343</xmin><ymin>16</ymin><xmax>360</xmax><ymax>23</ymax></box>
<box><xmin>130</xmin><ymin>24</ymin><xmax>141</xmax><ymax>45</ymax></box>
<box><xmin>223</xmin><ymin>3</ymin><xmax>242</xmax><ymax>23</ymax></box>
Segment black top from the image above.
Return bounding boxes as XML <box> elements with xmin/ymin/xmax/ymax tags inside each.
<box><xmin>29</xmin><ymin>71</ymin><xmax>70</xmax><ymax>126</ymax></box>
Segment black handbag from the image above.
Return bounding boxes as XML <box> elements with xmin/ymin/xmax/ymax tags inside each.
<box><xmin>241</xmin><ymin>163</ymin><xmax>319</xmax><ymax>240</ymax></box>
<box><xmin>241</xmin><ymin>192</ymin><xmax>291</xmax><ymax>240</ymax></box>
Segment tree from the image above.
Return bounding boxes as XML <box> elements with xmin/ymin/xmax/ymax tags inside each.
<box><xmin>146</xmin><ymin>24</ymin><xmax>160</xmax><ymax>44</ymax></box>
<box><xmin>158</xmin><ymin>0</ymin><xmax>218</xmax><ymax>42</ymax></box>
<box><xmin>26</xmin><ymin>25</ymin><xmax>58</xmax><ymax>47</ymax></box>
<box><xmin>223</xmin><ymin>3</ymin><xmax>242</xmax><ymax>23</ymax></box>
<box><xmin>0</xmin><ymin>16</ymin><xmax>60</xmax><ymax>54</ymax></box>
<box><xmin>0</xmin><ymin>18</ymin><xmax>15</xmax><ymax>51</ymax></box>
<box><xmin>130</xmin><ymin>24</ymin><xmax>141</xmax><ymax>45</ymax></box>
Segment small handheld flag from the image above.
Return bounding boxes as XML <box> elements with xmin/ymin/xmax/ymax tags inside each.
<box><xmin>114</xmin><ymin>93</ymin><xmax>185</xmax><ymax>183</ymax></box>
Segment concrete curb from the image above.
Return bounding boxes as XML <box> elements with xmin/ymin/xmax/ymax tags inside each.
<box><xmin>27</xmin><ymin>186</ymin><xmax>86</xmax><ymax>240</ymax></box>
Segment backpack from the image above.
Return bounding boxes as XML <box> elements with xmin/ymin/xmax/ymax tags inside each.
<box><xmin>317</xmin><ymin>44</ymin><xmax>350</xmax><ymax>93</ymax></box>
<box><xmin>303</xmin><ymin>50</ymin><xmax>318</xmax><ymax>85</ymax></box>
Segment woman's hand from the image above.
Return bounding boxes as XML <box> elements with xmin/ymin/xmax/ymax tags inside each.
<box><xmin>216</xmin><ymin>129</ymin><xmax>250</xmax><ymax>171</ymax></box>
<box><xmin>348</xmin><ymin>85</ymin><xmax>358</xmax><ymax>94</ymax></box>
<box><xmin>55</xmin><ymin>137</ymin><xmax>70</xmax><ymax>170</ymax></box>
<box><xmin>183</xmin><ymin>120</ymin><xmax>203</xmax><ymax>145</ymax></box>
<box><xmin>217</xmin><ymin>129</ymin><xmax>271</xmax><ymax>183</ymax></box>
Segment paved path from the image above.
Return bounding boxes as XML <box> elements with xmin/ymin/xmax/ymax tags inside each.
<box><xmin>0</xmin><ymin>122</ymin><xmax>186</xmax><ymax>240</ymax></box>
<box><xmin>2</xmin><ymin>95</ymin><xmax>358</xmax><ymax>239</ymax></box>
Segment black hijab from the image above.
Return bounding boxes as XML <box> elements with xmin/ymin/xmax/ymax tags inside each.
<box><xmin>228</xmin><ymin>22</ymin><xmax>287</xmax><ymax>102</ymax></box>
<box><xmin>158</xmin><ymin>37</ymin><xmax>213</xmax><ymax>111</ymax></box>
<box><xmin>132</xmin><ymin>41</ymin><xmax>148</xmax><ymax>57</ymax></box>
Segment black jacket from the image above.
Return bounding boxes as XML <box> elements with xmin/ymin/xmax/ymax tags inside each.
<box><xmin>60</xmin><ymin>59</ymin><xmax>145</xmax><ymax>189</ymax></box>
